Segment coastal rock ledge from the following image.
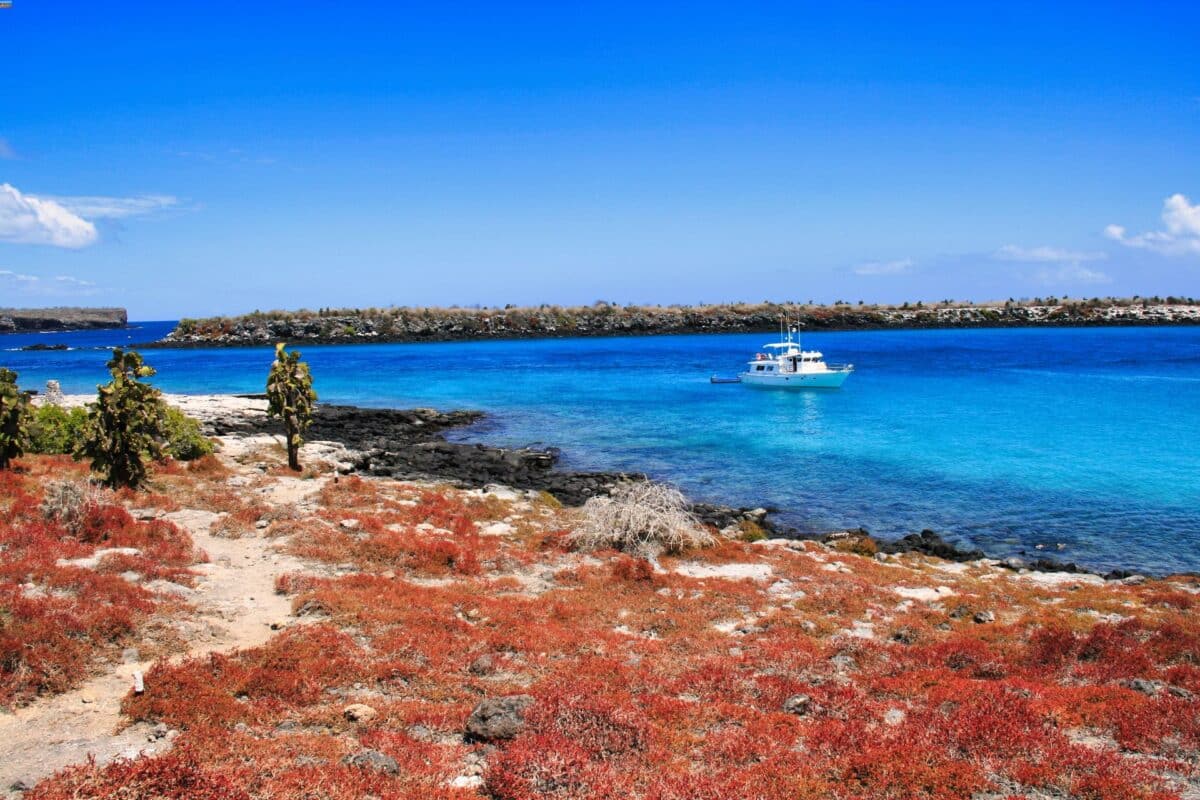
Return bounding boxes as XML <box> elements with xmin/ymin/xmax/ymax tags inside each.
<box><xmin>0</xmin><ymin>306</ymin><xmax>127</xmax><ymax>333</ymax></box>
<box><xmin>156</xmin><ymin>298</ymin><xmax>1200</xmax><ymax>347</ymax></box>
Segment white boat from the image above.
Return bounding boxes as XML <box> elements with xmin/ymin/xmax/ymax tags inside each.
<box><xmin>731</xmin><ymin>324</ymin><xmax>853</xmax><ymax>388</ymax></box>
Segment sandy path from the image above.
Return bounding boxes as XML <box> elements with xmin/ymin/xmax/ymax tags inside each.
<box><xmin>0</xmin><ymin>475</ymin><xmax>321</xmax><ymax>797</ymax></box>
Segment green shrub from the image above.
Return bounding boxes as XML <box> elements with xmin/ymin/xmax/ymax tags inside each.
<box><xmin>29</xmin><ymin>405</ymin><xmax>90</xmax><ymax>454</ymax></box>
<box><xmin>31</xmin><ymin>403</ymin><xmax>211</xmax><ymax>462</ymax></box>
<box><xmin>161</xmin><ymin>406</ymin><xmax>215</xmax><ymax>461</ymax></box>
<box><xmin>0</xmin><ymin>368</ymin><xmax>32</xmax><ymax>469</ymax></box>
<box><xmin>79</xmin><ymin>349</ymin><xmax>167</xmax><ymax>489</ymax></box>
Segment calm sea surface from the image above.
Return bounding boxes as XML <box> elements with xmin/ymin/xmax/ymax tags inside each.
<box><xmin>5</xmin><ymin>322</ymin><xmax>1200</xmax><ymax>575</ymax></box>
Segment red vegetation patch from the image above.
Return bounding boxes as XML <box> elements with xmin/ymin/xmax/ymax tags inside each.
<box><xmin>0</xmin><ymin>462</ymin><xmax>201</xmax><ymax>706</ymax></box>
<box><xmin>27</xmin><ymin>751</ymin><xmax>249</xmax><ymax>800</ymax></box>
<box><xmin>26</xmin><ymin>470</ymin><xmax>1200</xmax><ymax>799</ymax></box>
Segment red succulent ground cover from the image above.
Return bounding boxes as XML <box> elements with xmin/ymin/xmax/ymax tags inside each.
<box><xmin>19</xmin><ymin>464</ymin><xmax>1200</xmax><ymax>799</ymax></box>
<box><xmin>0</xmin><ymin>458</ymin><xmax>202</xmax><ymax>707</ymax></box>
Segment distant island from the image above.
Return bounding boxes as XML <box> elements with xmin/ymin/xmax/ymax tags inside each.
<box><xmin>0</xmin><ymin>307</ymin><xmax>128</xmax><ymax>333</ymax></box>
<box><xmin>157</xmin><ymin>297</ymin><xmax>1200</xmax><ymax>347</ymax></box>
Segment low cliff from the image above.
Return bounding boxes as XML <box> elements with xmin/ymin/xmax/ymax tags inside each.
<box><xmin>158</xmin><ymin>299</ymin><xmax>1200</xmax><ymax>347</ymax></box>
<box><xmin>0</xmin><ymin>307</ymin><xmax>127</xmax><ymax>333</ymax></box>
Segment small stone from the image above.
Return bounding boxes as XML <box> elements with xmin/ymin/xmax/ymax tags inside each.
<box><xmin>10</xmin><ymin>779</ymin><xmax>31</xmax><ymax>792</ymax></box>
<box><xmin>1125</xmin><ymin>678</ymin><xmax>1162</xmax><ymax>696</ymax></box>
<box><xmin>341</xmin><ymin>749</ymin><xmax>399</xmax><ymax>775</ymax></box>
<box><xmin>465</xmin><ymin>695</ymin><xmax>534</xmax><ymax>741</ymax></box>
<box><xmin>255</xmin><ymin>519</ymin><xmax>269</xmax><ymax>529</ymax></box>
<box><xmin>296</xmin><ymin>598</ymin><xmax>330</xmax><ymax>617</ymax></box>
<box><xmin>79</xmin><ymin>691</ymin><xmax>96</xmax><ymax>704</ymax></box>
<box><xmin>949</xmin><ymin>604</ymin><xmax>972</xmax><ymax>620</ymax></box>
<box><xmin>883</xmin><ymin>708</ymin><xmax>906</xmax><ymax>726</ymax></box>
<box><xmin>343</xmin><ymin>703</ymin><xmax>378</xmax><ymax>723</ymax></box>
<box><xmin>407</xmin><ymin>724</ymin><xmax>435</xmax><ymax>742</ymax></box>
<box><xmin>469</xmin><ymin>654</ymin><xmax>497</xmax><ymax>676</ymax></box>
<box><xmin>972</xmin><ymin>611</ymin><xmax>996</xmax><ymax>624</ymax></box>
<box><xmin>782</xmin><ymin>694</ymin><xmax>811</xmax><ymax>716</ymax></box>
<box><xmin>339</xmin><ymin>518</ymin><xmax>360</xmax><ymax>531</ymax></box>
<box><xmin>830</xmin><ymin>654</ymin><xmax>857</xmax><ymax>672</ymax></box>
<box><xmin>121</xmin><ymin>647</ymin><xmax>141</xmax><ymax>664</ymax></box>
<box><xmin>294</xmin><ymin>755</ymin><xmax>326</xmax><ymax>767</ymax></box>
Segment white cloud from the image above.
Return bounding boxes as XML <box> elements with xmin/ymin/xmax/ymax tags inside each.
<box><xmin>0</xmin><ymin>183</ymin><xmax>97</xmax><ymax>248</ymax></box>
<box><xmin>0</xmin><ymin>138</ymin><xmax>14</xmax><ymax>160</ymax></box>
<box><xmin>45</xmin><ymin>194</ymin><xmax>178</xmax><ymax>219</ymax></box>
<box><xmin>0</xmin><ymin>183</ymin><xmax>180</xmax><ymax>249</ymax></box>
<box><xmin>995</xmin><ymin>245</ymin><xmax>1106</xmax><ymax>263</ymax></box>
<box><xmin>854</xmin><ymin>258</ymin><xmax>913</xmax><ymax>276</ymax></box>
<box><xmin>1105</xmin><ymin>193</ymin><xmax>1200</xmax><ymax>256</ymax></box>
<box><xmin>0</xmin><ymin>269</ymin><xmax>99</xmax><ymax>296</ymax></box>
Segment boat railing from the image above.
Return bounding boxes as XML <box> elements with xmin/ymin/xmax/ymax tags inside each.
<box><xmin>824</xmin><ymin>363</ymin><xmax>855</xmax><ymax>371</ymax></box>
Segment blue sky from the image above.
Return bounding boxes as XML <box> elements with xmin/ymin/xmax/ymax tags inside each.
<box><xmin>2</xmin><ymin>1</ymin><xmax>1199</xmax><ymax>319</ymax></box>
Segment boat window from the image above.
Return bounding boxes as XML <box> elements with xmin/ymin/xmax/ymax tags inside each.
<box><xmin>755</xmin><ymin>365</ymin><xmax>765</xmax><ymax>371</ymax></box>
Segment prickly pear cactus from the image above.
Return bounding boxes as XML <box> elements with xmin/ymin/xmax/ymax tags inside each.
<box><xmin>79</xmin><ymin>349</ymin><xmax>167</xmax><ymax>488</ymax></box>
<box><xmin>0</xmin><ymin>368</ymin><xmax>31</xmax><ymax>470</ymax></box>
<box><xmin>266</xmin><ymin>342</ymin><xmax>317</xmax><ymax>471</ymax></box>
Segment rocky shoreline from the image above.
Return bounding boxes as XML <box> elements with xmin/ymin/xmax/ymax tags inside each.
<box><xmin>0</xmin><ymin>307</ymin><xmax>127</xmax><ymax>333</ymax></box>
<box><xmin>152</xmin><ymin>299</ymin><xmax>1200</xmax><ymax>348</ymax></box>
<box><xmin>172</xmin><ymin>395</ymin><xmax>1143</xmax><ymax>580</ymax></box>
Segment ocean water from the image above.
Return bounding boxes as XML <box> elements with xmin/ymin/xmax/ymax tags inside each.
<box><xmin>5</xmin><ymin>322</ymin><xmax>1200</xmax><ymax>576</ymax></box>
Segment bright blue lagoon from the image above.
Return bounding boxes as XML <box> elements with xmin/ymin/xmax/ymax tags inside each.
<box><xmin>6</xmin><ymin>323</ymin><xmax>1200</xmax><ymax>576</ymax></box>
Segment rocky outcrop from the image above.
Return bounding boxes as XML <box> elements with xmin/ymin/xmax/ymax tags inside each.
<box><xmin>0</xmin><ymin>307</ymin><xmax>127</xmax><ymax>333</ymax></box>
<box><xmin>203</xmin><ymin>401</ymin><xmax>637</xmax><ymax>507</ymax></box>
<box><xmin>196</xmin><ymin>399</ymin><xmax>1148</xmax><ymax>577</ymax></box>
<box><xmin>156</xmin><ymin>299</ymin><xmax>1200</xmax><ymax>347</ymax></box>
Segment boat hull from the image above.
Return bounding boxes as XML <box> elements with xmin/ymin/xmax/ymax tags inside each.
<box><xmin>739</xmin><ymin>369</ymin><xmax>851</xmax><ymax>388</ymax></box>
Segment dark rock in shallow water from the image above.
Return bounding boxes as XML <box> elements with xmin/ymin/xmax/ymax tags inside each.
<box><xmin>877</xmin><ymin>529</ymin><xmax>986</xmax><ymax>562</ymax></box>
<box><xmin>690</xmin><ymin>503</ymin><xmax>787</xmax><ymax>536</ymax></box>
<box><xmin>20</xmin><ymin>343</ymin><xmax>70</xmax><ymax>351</ymax></box>
<box><xmin>208</xmin><ymin>403</ymin><xmax>637</xmax><ymax>506</ymax></box>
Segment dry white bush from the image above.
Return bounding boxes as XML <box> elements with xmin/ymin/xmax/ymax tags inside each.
<box><xmin>39</xmin><ymin>479</ymin><xmax>100</xmax><ymax>534</ymax></box>
<box><xmin>570</xmin><ymin>481</ymin><xmax>715</xmax><ymax>556</ymax></box>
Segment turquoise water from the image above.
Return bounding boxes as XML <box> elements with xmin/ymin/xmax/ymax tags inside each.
<box><xmin>6</xmin><ymin>323</ymin><xmax>1200</xmax><ymax>575</ymax></box>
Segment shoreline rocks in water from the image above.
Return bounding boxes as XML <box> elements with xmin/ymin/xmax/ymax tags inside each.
<box><xmin>202</xmin><ymin>400</ymin><xmax>641</xmax><ymax>507</ymax></box>
<box><xmin>151</xmin><ymin>298</ymin><xmax>1200</xmax><ymax>348</ymax></box>
<box><xmin>0</xmin><ymin>307</ymin><xmax>127</xmax><ymax>333</ymax></box>
<box><xmin>168</xmin><ymin>395</ymin><xmax>1137</xmax><ymax>577</ymax></box>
